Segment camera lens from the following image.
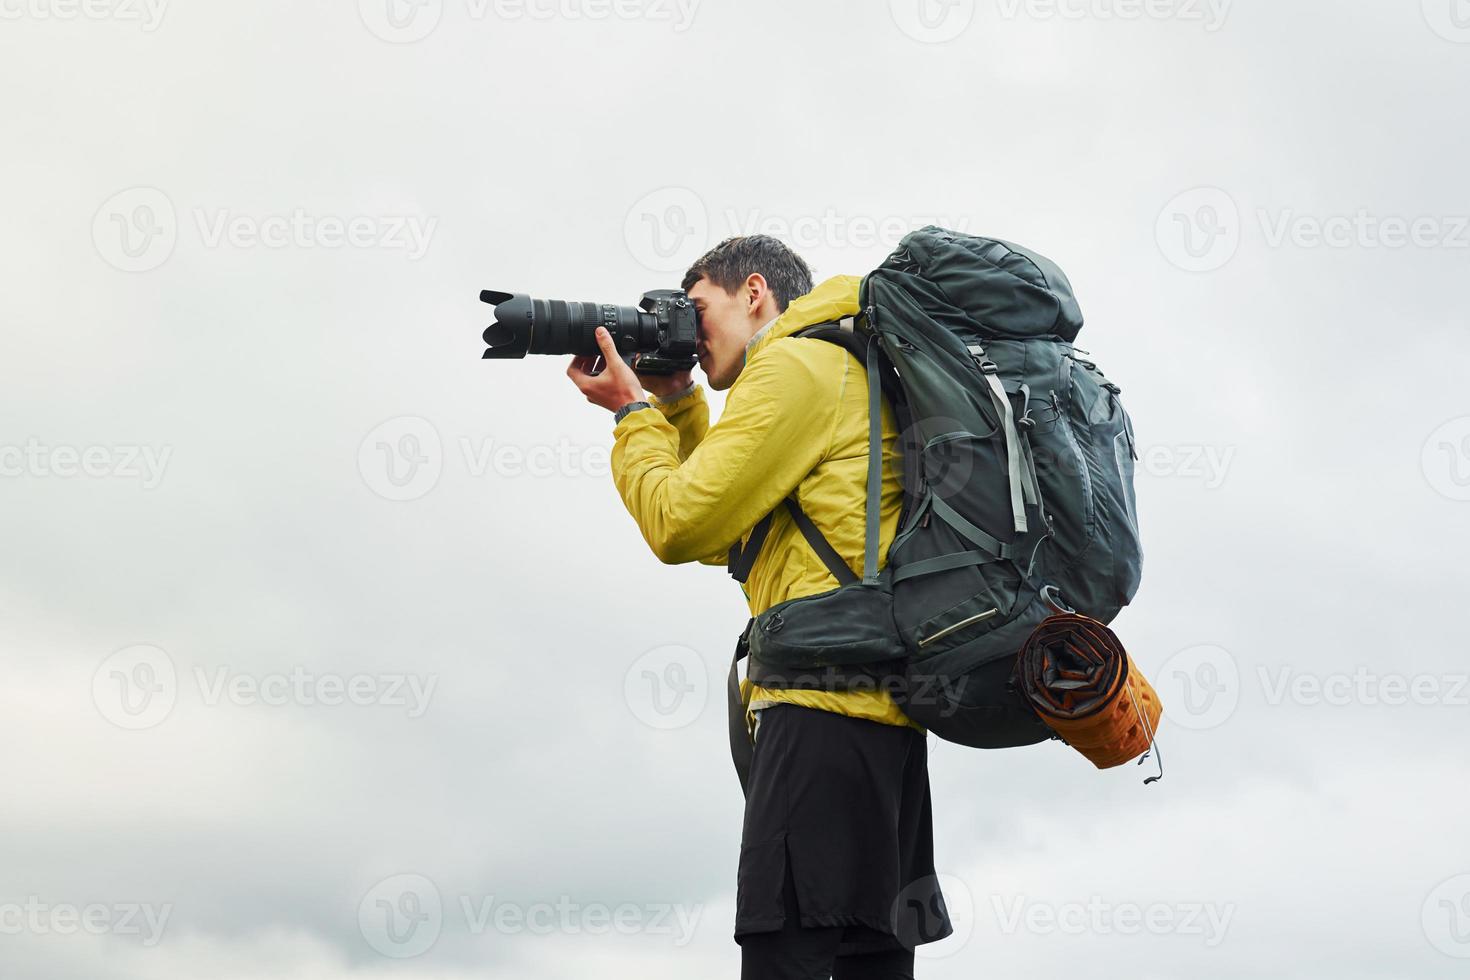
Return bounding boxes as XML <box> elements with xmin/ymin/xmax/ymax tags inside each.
<box><xmin>480</xmin><ymin>291</ymin><xmax>659</xmax><ymax>359</ymax></box>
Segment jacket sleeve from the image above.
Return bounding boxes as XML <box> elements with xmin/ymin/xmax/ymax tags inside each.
<box><xmin>611</xmin><ymin>341</ymin><xmax>840</xmax><ymax>566</ymax></box>
<box><xmin>648</xmin><ymin>384</ymin><xmax>729</xmax><ymax>567</ymax></box>
<box><xmin>649</xmin><ymin>381</ymin><xmax>709</xmax><ymax>462</ymax></box>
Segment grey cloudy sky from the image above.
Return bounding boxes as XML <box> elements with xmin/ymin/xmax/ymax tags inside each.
<box><xmin>2</xmin><ymin>0</ymin><xmax>1469</xmax><ymax>977</ymax></box>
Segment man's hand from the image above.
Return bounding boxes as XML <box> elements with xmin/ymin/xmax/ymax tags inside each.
<box><xmin>567</xmin><ymin>327</ymin><xmax>649</xmax><ymax>413</ymax></box>
<box><xmin>638</xmin><ymin>367</ymin><xmax>695</xmax><ymax>400</ymax></box>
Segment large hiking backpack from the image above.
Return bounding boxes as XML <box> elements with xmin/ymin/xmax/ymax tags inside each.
<box><xmin>729</xmin><ymin>227</ymin><xmax>1143</xmax><ymax>749</ymax></box>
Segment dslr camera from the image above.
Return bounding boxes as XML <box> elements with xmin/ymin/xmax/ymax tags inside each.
<box><xmin>479</xmin><ymin>288</ymin><xmax>698</xmax><ymax>375</ymax></box>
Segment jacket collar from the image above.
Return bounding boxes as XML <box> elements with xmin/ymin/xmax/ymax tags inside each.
<box><xmin>741</xmin><ymin>275</ymin><xmax>865</xmax><ymax>367</ymax></box>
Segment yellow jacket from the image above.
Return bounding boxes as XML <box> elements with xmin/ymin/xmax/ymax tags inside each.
<box><xmin>611</xmin><ymin>274</ymin><xmax>921</xmax><ymax>735</ymax></box>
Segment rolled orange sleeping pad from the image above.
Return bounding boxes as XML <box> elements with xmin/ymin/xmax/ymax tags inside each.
<box><xmin>1015</xmin><ymin>613</ymin><xmax>1163</xmax><ymax>772</ymax></box>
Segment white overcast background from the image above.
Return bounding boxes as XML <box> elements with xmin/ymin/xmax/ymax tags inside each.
<box><xmin>2</xmin><ymin>1</ymin><xmax>1468</xmax><ymax>977</ymax></box>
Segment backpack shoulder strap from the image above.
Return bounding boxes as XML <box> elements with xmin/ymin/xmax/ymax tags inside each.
<box><xmin>727</xmin><ymin>322</ymin><xmax>887</xmax><ymax>586</ymax></box>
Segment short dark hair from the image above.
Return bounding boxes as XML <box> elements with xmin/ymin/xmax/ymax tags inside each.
<box><xmin>680</xmin><ymin>235</ymin><xmax>814</xmax><ymax>312</ymax></box>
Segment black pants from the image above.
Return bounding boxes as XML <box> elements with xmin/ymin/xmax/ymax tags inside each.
<box><xmin>740</xmin><ymin>843</ymin><xmax>917</xmax><ymax>979</ymax></box>
<box><xmin>734</xmin><ymin>704</ymin><xmax>949</xmax><ymax>979</ymax></box>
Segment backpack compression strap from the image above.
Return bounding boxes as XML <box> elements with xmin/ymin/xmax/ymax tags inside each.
<box><xmin>966</xmin><ymin>341</ymin><xmax>1040</xmax><ymax>535</ymax></box>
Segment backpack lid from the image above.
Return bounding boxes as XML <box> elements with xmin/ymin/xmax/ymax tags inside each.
<box><xmin>896</xmin><ymin>226</ymin><xmax>1085</xmax><ymax>342</ymax></box>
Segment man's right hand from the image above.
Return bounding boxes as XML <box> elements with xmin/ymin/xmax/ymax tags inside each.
<box><xmin>637</xmin><ymin>366</ymin><xmax>695</xmax><ymax>400</ymax></box>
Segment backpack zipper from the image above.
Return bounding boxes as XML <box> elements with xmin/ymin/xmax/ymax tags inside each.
<box><xmin>918</xmin><ymin>606</ymin><xmax>1000</xmax><ymax>649</ymax></box>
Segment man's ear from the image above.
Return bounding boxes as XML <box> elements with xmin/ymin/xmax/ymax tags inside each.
<box><xmin>743</xmin><ymin>273</ymin><xmax>769</xmax><ymax>315</ymax></box>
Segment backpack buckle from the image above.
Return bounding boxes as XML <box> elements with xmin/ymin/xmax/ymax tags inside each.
<box><xmin>966</xmin><ymin>343</ymin><xmax>999</xmax><ymax>375</ymax></box>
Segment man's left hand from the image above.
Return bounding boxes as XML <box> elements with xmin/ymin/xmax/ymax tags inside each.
<box><xmin>566</xmin><ymin>326</ymin><xmax>648</xmax><ymax>413</ymax></box>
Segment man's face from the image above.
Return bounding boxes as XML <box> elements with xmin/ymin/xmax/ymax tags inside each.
<box><xmin>687</xmin><ymin>276</ymin><xmax>758</xmax><ymax>391</ymax></box>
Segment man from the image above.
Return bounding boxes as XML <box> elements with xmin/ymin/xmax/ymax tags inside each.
<box><xmin>567</xmin><ymin>235</ymin><xmax>952</xmax><ymax>979</ymax></box>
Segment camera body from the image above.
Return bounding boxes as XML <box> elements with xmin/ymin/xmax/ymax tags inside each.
<box><xmin>479</xmin><ymin>287</ymin><xmax>698</xmax><ymax>375</ymax></box>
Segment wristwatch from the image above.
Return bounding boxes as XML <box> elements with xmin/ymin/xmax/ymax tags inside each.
<box><xmin>613</xmin><ymin>400</ymin><xmax>654</xmax><ymax>425</ymax></box>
